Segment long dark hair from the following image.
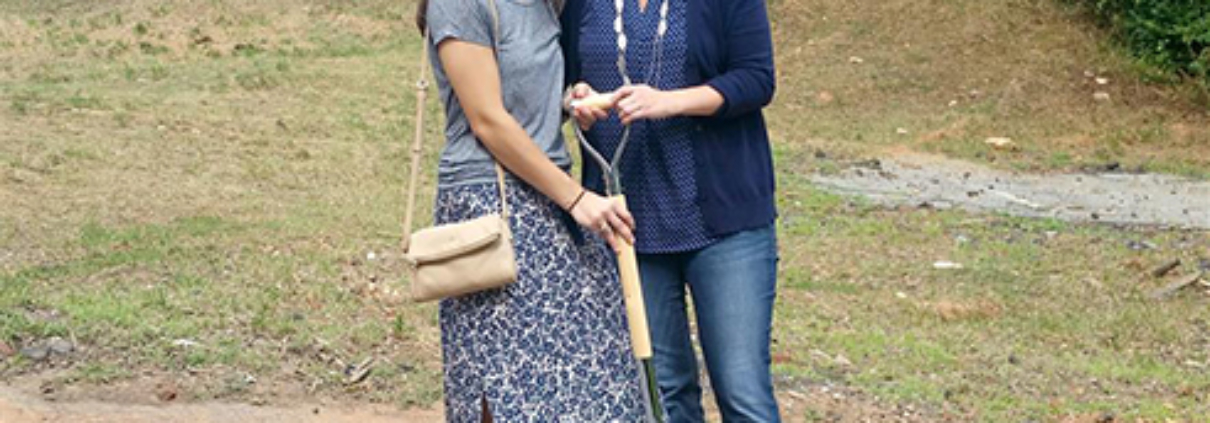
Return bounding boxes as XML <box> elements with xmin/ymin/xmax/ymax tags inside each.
<box><xmin>415</xmin><ymin>0</ymin><xmax>428</xmax><ymax>34</ymax></box>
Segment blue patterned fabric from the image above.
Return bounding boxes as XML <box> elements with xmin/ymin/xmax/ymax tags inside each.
<box><xmin>577</xmin><ymin>0</ymin><xmax>717</xmax><ymax>254</ymax></box>
<box><xmin>563</xmin><ymin>0</ymin><xmax>779</xmax><ymax>238</ymax></box>
<box><xmin>435</xmin><ymin>179</ymin><xmax>645</xmax><ymax>422</ymax></box>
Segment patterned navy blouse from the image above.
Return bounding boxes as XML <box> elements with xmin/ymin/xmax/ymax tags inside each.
<box><xmin>577</xmin><ymin>0</ymin><xmax>717</xmax><ymax>254</ymax></box>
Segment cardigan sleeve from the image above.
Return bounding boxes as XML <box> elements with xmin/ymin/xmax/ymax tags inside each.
<box><xmin>560</xmin><ymin>0</ymin><xmax>583</xmax><ymax>90</ymax></box>
<box><xmin>704</xmin><ymin>0</ymin><xmax>776</xmax><ymax>120</ymax></box>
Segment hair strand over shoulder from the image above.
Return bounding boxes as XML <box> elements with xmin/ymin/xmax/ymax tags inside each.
<box><xmin>415</xmin><ymin>0</ymin><xmax>429</xmax><ymax>34</ymax></box>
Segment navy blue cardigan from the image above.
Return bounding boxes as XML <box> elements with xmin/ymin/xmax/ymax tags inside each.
<box><xmin>561</xmin><ymin>0</ymin><xmax>778</xmax><ymax>237</ymax></box>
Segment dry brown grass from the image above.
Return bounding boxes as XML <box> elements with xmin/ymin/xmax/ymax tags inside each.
<box><xmin>769</xmin><ymin>0</ymin><xmax>1210</xmax><ymax>176</ymax></box>
<box><xmin>2</xmin><ymin>0</ymin><xmax>447</xmax><ymax>409</ymax></box>
<box><xmin>927</xmin><ymin>299</ymin><xmax>1003</xmax><ymax>322</ymax></box>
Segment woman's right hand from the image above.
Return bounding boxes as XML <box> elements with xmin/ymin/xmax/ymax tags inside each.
<box><xmin>569</xmin><ymin>191</ymin><xmax>635</xmax><ymax>250</ymax></box>
<box><xmin>569</xmin><ymin>82</ymin><xmax>611</xmax><ymax>131</ymax></box>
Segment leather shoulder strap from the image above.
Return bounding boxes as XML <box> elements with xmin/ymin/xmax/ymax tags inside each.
<box><xmin>487</xmin><ymin>0</ymin><xmax>509</xmax><ymax>219</ymax></box>
<box><xmin>401</xmin><ymin>29</ymin><xmax>432</xmax><ymax>252</ymax></box>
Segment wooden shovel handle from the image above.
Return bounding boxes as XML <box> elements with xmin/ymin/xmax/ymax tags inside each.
<box><xmin>570</xmin><ymin>91</ymin><xmax>615</xmax><ymax>110</ymax></box>
<box><xmin>612</xmin><ymin>195</ymin><xmax>653</xmax><ymax>360</ymax></box>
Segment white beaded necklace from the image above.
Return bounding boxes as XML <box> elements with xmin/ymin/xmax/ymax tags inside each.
<box><xmin>603</xmin><ymin>0</ymin><xmax>669</xmax><ymax>168</ymax></box>
<box><xmin>614</xmin><ymin>0</ymin><xmax>669</xmax><ymax>86</ymax></box>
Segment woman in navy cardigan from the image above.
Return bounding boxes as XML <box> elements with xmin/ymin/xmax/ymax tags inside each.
<box><xmin>562</xmin><ymin>0</ymin><xmax>779</xmax><ymax>420</ymax></box>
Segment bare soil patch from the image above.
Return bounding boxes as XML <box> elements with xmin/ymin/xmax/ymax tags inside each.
<box><xmin>0</xmin><ymin>382</ymin><xmax>441</xmax><ymax>423</ymax></box>
<box><xmin>812</xmin><ymin>153</ymin><xmax>1210</xmax><ymax>229</ymax></box>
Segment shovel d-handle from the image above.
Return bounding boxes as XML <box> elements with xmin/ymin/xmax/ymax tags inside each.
<box><xmin>611</xmin><ymin>195</ymin><xmax>653</xmax><ymax>360</ymax></box>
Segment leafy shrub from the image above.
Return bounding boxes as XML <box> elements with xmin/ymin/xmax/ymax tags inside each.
<box><xmin>1074</xmin><ymin>0</ymin><xmax>1210</xmax><ymax>83</ymax></box>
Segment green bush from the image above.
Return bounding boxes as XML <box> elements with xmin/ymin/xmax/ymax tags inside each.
<box><xmin>1075</xmin><ymin>0</ymin><xmax>1210</xmax><ymax>82</ymax></box>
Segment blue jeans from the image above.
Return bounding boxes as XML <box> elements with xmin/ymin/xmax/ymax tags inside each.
<box><xmin>638</xmin><ymin>225</ymin><xmax>780</xmax><ymax>422</ymax></box>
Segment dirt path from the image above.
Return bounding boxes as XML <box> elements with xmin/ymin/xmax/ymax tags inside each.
<box><xmin>811</xmin><ymin>154</ymin><xmax>1210</xmax><ymax>229</ymax></box>
<box><xmin>0</xmin><ymin>380</ymin><xmax>947</xmax><ymax>422</ymax></box>
<box><xmin>0</xmin><ymin>384</ymin><xmax>442</xmax><ymax>423</ymax></box>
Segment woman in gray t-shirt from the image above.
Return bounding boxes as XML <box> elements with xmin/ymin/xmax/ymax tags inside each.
<box><xmin>417</xmin><ymin>0</ymin><xmax>645</xmax><ymax>420</ymax></box>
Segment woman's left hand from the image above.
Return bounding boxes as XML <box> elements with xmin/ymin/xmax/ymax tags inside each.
<box><xmin>615</xmin><ymin>84</ymin><xmax>681</xmax><ymax>125</ymax></box>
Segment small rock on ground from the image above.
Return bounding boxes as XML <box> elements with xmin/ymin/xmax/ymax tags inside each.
<box><xmin>20</xmin><ymin>346</ymin><xmax>49</xmax><ymax>362</ymax></box>
<box><xmin>46</xmin><ymin>337</ymin><xmax>74</xmax><ymax>356</ymax></box>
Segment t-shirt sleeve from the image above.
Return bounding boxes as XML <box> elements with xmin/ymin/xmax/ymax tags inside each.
<box><xmin>427</xmin><ymin>0</ymin><xmax>494</xmax><ymax>49</ymax></box>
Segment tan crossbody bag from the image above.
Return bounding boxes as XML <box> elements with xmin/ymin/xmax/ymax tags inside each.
<box><xmin>404</xmin><ymin>0</ymin><xmax>517</xmax><ymax>303</ymax></box>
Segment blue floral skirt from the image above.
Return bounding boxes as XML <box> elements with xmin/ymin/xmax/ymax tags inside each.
<box><xmin>435</xmin><ymin>178</ymin><xmax>644</xmax><ymax>422</ymax></box>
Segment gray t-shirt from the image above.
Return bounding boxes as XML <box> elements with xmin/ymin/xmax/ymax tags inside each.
<box><xmin>426</xmin><ymin>0</ymin><xmax>570</xmax><ymax>188</ymax></box>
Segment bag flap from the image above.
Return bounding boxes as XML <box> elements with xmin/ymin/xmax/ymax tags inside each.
<box><xmin>405</xmin><ymin>214</ymin><xmax>507</xmax><ymax>265</ymax></box>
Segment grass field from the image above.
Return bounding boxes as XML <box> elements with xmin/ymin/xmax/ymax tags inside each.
<box><xmin>2</xmin><ymin>0</ymin><xmax>1209</xmax><ymax>421</ymax></box>
<box><xmin>769</xmin><ymin>0</ymin><xmax>1210</xmax><ymax>178</ymax></box>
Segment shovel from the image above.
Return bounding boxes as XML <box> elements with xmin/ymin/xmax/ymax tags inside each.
<box><xmin>570</xmin><ymin>103</ymin><xmax>664</xmax><ymax>422</ymax></box>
